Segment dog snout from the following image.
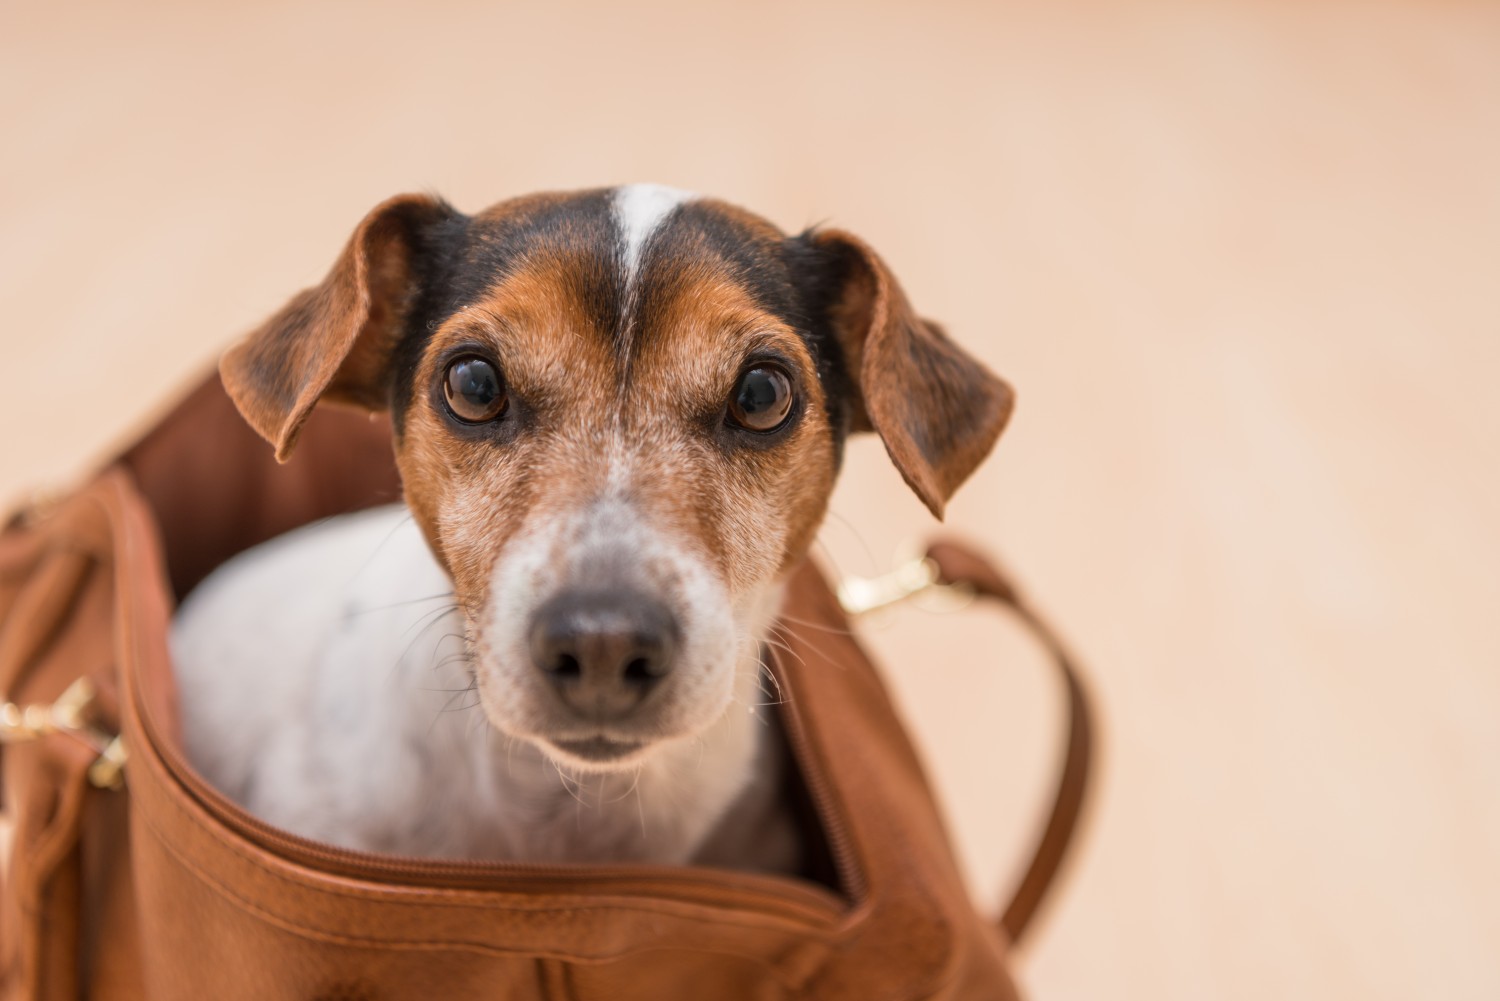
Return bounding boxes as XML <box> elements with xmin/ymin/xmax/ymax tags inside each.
<box><xmin>527</xmin><ymin>590</ymin><xmax>678</xmax><ymax>721</ymax></box>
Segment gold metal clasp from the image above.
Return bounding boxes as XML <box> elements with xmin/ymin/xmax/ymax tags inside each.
<box><xmin>0</xmin><ymin>677</ymin><xmax>127</xmax><ymax>789</ymax></box>
<box><xmin>837</xmin><ymin>554</ymin><xmax>975</xmax><ymax>617</ymax></box>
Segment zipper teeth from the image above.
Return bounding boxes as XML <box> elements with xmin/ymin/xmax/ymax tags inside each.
<box><xmin>159</xmin><ymin>748</ymin><xmax>844</xmax><ymax>917</ymax></box>
<box><xmin>764</xmin><ymin>649</ymin><xmax>868</xmax><ymax>901</ymax></box>
<box><xmin>144</xmin><ymin>642</ymin><xmax>863</xmax><ymax>912</ymax></box>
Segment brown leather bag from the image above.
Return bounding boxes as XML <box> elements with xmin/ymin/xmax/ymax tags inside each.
<box><xmin>0</xmin><ymin>375</ymin><xmax>1092</xmax><ymax>1000</ymax></box>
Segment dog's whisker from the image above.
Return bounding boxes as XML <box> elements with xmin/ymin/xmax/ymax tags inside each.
<box><xmin>747</xmin><ymin>669</ymin><xmax>780</xmax><ymax>702</ymax></box>
<box><xmin>763</xmin><ymin>646</ymin><xmax>809</xmax><ymax>675</ymax></box>
<box><xmin>731</xmin><ymin>688</ymin><xmax>787</xmax><ymax>714</ymax></box>
<box><xmin>623</xmin><ymin>767</ymin><xmax>646</xmax><ymax>807</ymax></box>
<box><xmin>341</xmin><ymin>510</ymin><xmax>422</xmax><ymax>589</ymax></box>
<box><xmin>426</xmin><ymin>650</ymin><xmax>476</xmax><ymax>674</ymax></box>
<box><xmin>389</xmin><ymin>613</ymin><xmax>467</xmax><ymax>678</ymax></box>
<box><xmin>426</xmin><ymin>679</ymin><xmax>482</xmax><ymax>733</ymax></box>
<box><xmin>344</xmin><ymin>592</ymin><xmax>461</xmax><ymax>617</ymax></box>
<box><xmin>751</xmin><ymin>686</ymin><xmax>788</xmax><ymax>709</ymax></box>
<box><xmin>550</xmin><ymin>758</ymin><xmax>583</xmax><ymax>798</ymax></box>
<box><xmin>757</xmin><ymin>656</ymin><xmax>788</xmax><ymax>701</ymax></box>
<box><xmin>769</xmin><ymin>612</ymin><xmax>855</xmax><ymax>638</ymax></box>
<box><xmin>759</xmin><ymin>636</ymin><xmax>809</xmax><ymax>674</ymax></box>
<box><xmin>399</xmin><ymin>603</ymin><xmax>464</xmax><ymax>642</ymax></box>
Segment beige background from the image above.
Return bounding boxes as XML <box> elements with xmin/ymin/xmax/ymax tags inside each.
<box><xmin>3</xmin><ymin>1</ymin><xmax>1498</xmax><ymax>997</ymax></box>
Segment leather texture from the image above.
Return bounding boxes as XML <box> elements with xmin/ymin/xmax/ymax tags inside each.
<box><xmin>922</xmin><ymin>543</ymin><xmax>1093</xmax><ymax>946</ymax></box>
<box><xmin>0</xmin><ymin>373</ymin><xmax>1085</xmax><ymax>1000</ymax></box>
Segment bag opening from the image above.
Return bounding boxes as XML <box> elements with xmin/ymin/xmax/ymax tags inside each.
<box><xmin>114</xmin><ymin>371</ymin><xmax>850</xmax><ymax>897</ymax></box>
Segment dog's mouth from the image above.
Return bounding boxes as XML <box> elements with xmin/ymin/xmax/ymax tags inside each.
<box><xmin>545</xmin><ymin>735</ymin><xmax>649</xmax><ymax>765</ymax></box>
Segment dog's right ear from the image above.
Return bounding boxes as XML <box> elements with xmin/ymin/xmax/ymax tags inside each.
<box><xmin>221</xmin><ymin>193</ymin><xmax>456</xmax><ymax>461</ymax></box>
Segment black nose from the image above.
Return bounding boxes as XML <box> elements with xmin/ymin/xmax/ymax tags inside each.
<box><xmin>527</xmin><ymin>591</ymin><xmax>678</xmax><ymax>721</ymax></box>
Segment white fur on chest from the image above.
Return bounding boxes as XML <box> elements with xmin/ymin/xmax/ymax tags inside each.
<box><xmin>170</xmin><ymin>505</ymin><xmax>777</xmax><ymax>865</ymax></box>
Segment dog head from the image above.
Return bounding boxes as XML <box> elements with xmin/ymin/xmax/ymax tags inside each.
<box><xmin>221</xmin><ymin>185</ymin><xmax>1012</xmax><ymax>771</ymax></box>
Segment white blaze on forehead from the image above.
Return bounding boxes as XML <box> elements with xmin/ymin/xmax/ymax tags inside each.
<box><xmin>613</xmin><ymin>183</ymin><xmax>695</xmax><ymax>288</ymax></box>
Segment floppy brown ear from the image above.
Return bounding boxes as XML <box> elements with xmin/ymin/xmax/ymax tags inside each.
<box><xmin>220</xmin><ymin>193</ymin><xmax>453</xmax><ymax>461</ymax></box>
<box><xmin>812</xmin><ymin>229</ymin><xmax>1015</xmax><ymax>519</ymax></box>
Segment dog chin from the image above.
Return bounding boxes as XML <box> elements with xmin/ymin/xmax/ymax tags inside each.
<box><xmin>534</xmin><ymin>735</ymin><xmax>660</xmax><ymax>773</ymax></box>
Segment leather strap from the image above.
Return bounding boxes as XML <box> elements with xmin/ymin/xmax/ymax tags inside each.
<box><xmin>923</xmin><ymin>540</ymin><xmax>1095</xmax><ymax>947</ymax></box>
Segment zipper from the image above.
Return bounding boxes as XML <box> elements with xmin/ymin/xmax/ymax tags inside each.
<box><xmin>139</xmin><ymin>640</ymin><xmax>865</xmax><ymax>922</ymax></box>
<box><xmin>761</xmin><ymin>643</ymin><xmax>867</xmax><ymax>903</ymax></box>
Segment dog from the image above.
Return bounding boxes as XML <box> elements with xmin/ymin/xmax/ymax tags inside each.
<box><xmin>170</xmin><ymin>184</ymin><xmax>1012</xmax><ymax>871</ymax></box>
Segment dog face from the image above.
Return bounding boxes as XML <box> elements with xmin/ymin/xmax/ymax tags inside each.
<box><xmin>221</xmin><ymin>185</ymin><xmax>1012</xmax><ymax>772</ymax></box>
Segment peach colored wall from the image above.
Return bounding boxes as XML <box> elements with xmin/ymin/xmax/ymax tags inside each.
<box><xmin>3</xmin><ymin>3</ymin><xmax>1497</xmax><ymax>998</ymax></box>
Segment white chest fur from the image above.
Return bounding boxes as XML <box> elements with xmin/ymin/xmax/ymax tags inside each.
<box><xmin>170</xmin><ymin>505</ymin><xmax>792</xmax><ymax>866</ymax></box>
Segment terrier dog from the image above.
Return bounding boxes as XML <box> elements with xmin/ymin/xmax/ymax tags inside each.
<box><xmin>170</xmin><ymin>184</ymin><xmax>1011</xmax><ymax>871</ymax></box>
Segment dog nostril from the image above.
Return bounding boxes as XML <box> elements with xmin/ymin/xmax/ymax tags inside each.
<box><xmin>622</xmin><ymin>657</ymin><xmax>654</xmax><ymax>684</ymax></box>
<box><xmin>550</xmin><ymin>653</ymin><xmax>582</xmax><ymax>679</ymax></box>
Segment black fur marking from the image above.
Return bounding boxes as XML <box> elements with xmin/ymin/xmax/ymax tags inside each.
<box><xmin>779</xmin><ymin>231</ymin><xmax>857</xmax><ymax>464</ymax></box>
<box><xmin>389</xmin><ymin>204</ymin><xmax>470</xmax><ymax>436</ymax></box>
<box><xmin>389</xmin><ymin>191</ymin><xmax>624</xmax><ymax>435</ymax></box>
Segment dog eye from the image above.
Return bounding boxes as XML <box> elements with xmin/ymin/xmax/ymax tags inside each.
<box><xmin>727</xmin><ymin>365</ymin><xmax>793</xmax><ymax>432</ymax></box>
<box><xmin>443</xmin><ymin>356</ymin><xmax>507</xmax><ymax>423</ymax></box>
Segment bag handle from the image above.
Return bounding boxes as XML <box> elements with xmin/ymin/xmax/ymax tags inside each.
<box><xmin>838</xmin><ymin>538</ymin><xmax>1095</xmax><ymax>946</ymax></box>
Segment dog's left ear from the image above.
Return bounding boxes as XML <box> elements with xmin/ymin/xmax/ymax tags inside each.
<box><xmin>221</xmin><ymin>193</ymin><xmax>456</xmax><ymax>461</ymax></box>
<box><xmin>810</xmin><ymin>230</ymin><xmax>1015</xmax><ymax>519</ymax></box>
